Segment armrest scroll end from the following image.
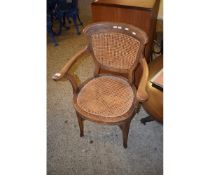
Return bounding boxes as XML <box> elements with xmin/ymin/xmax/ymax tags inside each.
<box><xmin>136</xmin><ymin>90</ymin><xmax>149</xmax><ymax>102</ymax></box>
<box><xmin>52</xmin><ymin>73</ymin><xmax>62</xmax><ymax>81</ymax></box>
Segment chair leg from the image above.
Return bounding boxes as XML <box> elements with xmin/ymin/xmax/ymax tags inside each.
<box><xmin>76</xmin><ymin>112</ymin><xmax>84</xmax><ymax>137</ymax></box>
<box><xmin>62</xmin><ymin>16</ymin><xmax>66</xmax><ymax>27</ymax></box>
<box><xmin>67</xmin><ymin>16</ymin><xmax>72</xmax><ymax>24</ymax></box>
<box><xmin>140</xmin><ymin>116</ymin><xmax>154</xmax><ymax>125</ymax></box>
<box><xmin>72</xmin><ymin>15</ymin><xmax>80</xmax><ymax>35</ymax></box>
<box><xmin>135</xmin><ymin>102</ymin><xmax>141</xmax><ymax>114</ymax></box>
<box><xmin>47</xmin><ymin>25</ymin><xmax>58</xmax><ymax>46</ymax></box>
<box><xmin>119</xmin><ymin>120</ymin><xmax>131</xmax><ymax>149</ymax></box>
<box><xmin>55</xmin><ymin>17</ymin><xmax>62</xmax><ymax>36</ymax></box>
<box><xmin>48</xmin><ymin>31</ymin><xmax>58</xmax><ymax>46</ymax></box>
<box><xmin>62</xmin><ymin>16</ymin><xmax>69</xmax><ymax>30</ymax></box>
<box><xmin>77</xmin><ymin>14</ymin><xmax>83</xmax><ymax>26</ymax></box>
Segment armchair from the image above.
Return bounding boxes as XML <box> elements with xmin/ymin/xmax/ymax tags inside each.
<box><xmin>52</xmin><ymin>22</ymin><xmax>149</xmax><ymax>148</ymax></box>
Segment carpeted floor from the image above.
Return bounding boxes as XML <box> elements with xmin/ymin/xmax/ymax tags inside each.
<box><xmin>47</xmin><ymin>1</ymin><xmax>163</xmax><ymax>175</ymax></box>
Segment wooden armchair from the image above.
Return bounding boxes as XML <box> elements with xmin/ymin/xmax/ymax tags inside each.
<box><xmin>52</xmin><ymin>22</ymin><xmax>149</xmax><ymax>148</ymax></box>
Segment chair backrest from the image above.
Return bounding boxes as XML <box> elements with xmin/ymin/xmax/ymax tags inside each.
<box><xmin>83</xmin><ymin>22</ymin><xmax>148</xmax><ymax>83</ymax></box>
<box><xmin>71</xmin><ymin>0</ymin><xmax>78</xmax><ymax>9</ymax></box>
<box><xmin>56</xmin><ymin>0</ymin><xmax>78</xmax><ymax>11</ymax></box>
<box><xmin>47</xmin><ymin>0</ymin><xmax>57</xmax><ymax>14</ymax></box>
<box><xmin>57</xmin><ymin>0</ymin><xmax>71</xmax><ymax>11</ymax></box>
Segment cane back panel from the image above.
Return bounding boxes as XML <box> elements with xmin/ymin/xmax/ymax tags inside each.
<box><xmin>83</xmin><ymin>22</ymin><xmax>148</xmax><ymax>74</ymax></box>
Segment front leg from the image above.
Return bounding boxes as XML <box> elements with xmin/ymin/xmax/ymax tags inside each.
<box><xmin>119</xmin><ymin>120</ymin><xmax>131</xmax><ymax>148</ymax></box>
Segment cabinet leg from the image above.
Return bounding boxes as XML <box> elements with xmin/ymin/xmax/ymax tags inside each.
<box><xmin>140</xmin><ymin>116</ymin><xmax>154</xmax><ymax>125</ymax></box>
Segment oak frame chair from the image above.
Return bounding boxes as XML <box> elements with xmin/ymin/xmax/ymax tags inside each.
<box><xmin>52</xmin><ymin>22</ymin><xmax>149</xmax><ymax>148</ymax></box>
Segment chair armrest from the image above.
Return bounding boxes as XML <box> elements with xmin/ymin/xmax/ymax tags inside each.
<box><xmin>136</xmin><ymin>58</ymin><xmax>149</xmax><ymax>102</ymax></box>
<box><xmin>52</xmin><ymin>46</ymin><xmax>88</xmax><ymax>80</ymax></box>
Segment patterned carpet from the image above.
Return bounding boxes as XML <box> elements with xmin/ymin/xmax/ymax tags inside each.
<box><xmin>47</xmin><ymin>1</ymin><xmax>163</xmax><ymax>175</ymax></box>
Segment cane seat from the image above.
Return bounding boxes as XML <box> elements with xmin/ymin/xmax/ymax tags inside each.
<box><xmin>75</xmin><ymin>75</ymin><xmax>135</xmax><ymax>123</ymax></box>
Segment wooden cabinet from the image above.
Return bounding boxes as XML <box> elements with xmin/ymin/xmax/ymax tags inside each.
<box><xmin>91</xmin><ymin>0</ymin><xmax>160</xmax><ymax>62</ymax></box>
<box><xmin>142</xmin><ymin>55</ymin><xmax>163</xmax><ymax>123</ymax></box>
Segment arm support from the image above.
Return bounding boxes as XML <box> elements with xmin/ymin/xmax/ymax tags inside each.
<box><xmin>52</xmin><ymin>46</ymin><xmax>88</xmax><ymax>94</ymax></box>
<box><xmin>52</xmin><ymin>46</ymin><xmax>88</xmax><ymax>80</ymax></box>
<box><xmin>136</xmin><ymin>58</ymin><xmax>149</xmax><ymax>102</ymax></box>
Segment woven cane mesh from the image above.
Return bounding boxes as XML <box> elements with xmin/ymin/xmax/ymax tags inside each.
<box><xmin>91</xmin><ymin>32</ymin><xmax>140</xmax><ymax>70</ymax></box>
<box><xmin>77</xmin><ymin>75</ymin><xmax>134</xmax><ymax>119</ymax></box>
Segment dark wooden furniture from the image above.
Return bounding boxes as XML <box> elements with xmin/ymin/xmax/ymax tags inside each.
<box><xmin>52</xmin><ymin>22</ymin><xmax>149</xmax><ymax>148</ymax></box>
<box><xmin>91</xmin><ymin>0</ymin><xmax>160</xmax><ymax>62</ymax></box>
<box><xmin>142</xmin><ymin>55</ymin><xmax>163</xmax><ymax>123</ymax></box>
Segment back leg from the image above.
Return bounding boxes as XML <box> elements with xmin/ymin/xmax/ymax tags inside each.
<box><xmin>76</xmin><ymin>112</ymin><xmax>84</xmax><ymax>137</ymax></box>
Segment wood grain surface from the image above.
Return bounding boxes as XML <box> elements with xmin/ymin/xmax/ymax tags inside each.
<box><xmin>142</xmin><ymin>55</ymin><xmax>163</xmax><ymax>123</ymax></box>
